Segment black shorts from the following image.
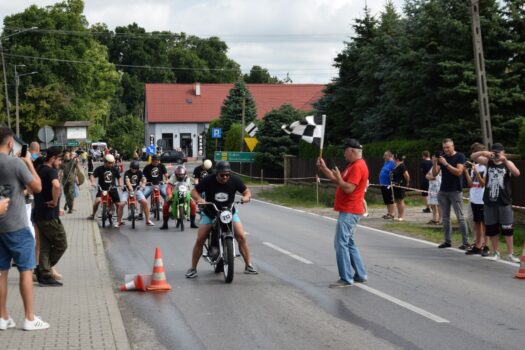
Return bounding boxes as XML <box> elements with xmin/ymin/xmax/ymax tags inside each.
<box><xmin>470</xmin><ymin>203</ymin><xmax>484</xmax><ymax>223</ymax></box>
<box><xmin>393</xmin><ymin>187</ymin><xmax>405</xmax><ymax>200</ymax></box>
<box><xmin>421</xmin><ymin>181</ymin><xmax>429</xmax><ymax>197</ymax></box>
<box><xmin>381</xmin><ymin>186</ymin><xmax>394</xmax><ymax>205</ymax></box>
<box><xmin>96</xmin><ymin>189</ymin><xmax>120</xmax><ymax>204</ymax></box>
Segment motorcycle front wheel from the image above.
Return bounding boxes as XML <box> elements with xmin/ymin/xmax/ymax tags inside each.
<box><xmin>223</xmin><ymin>237</ymin><xmax>234</xmax><ymax>283</ymax></box>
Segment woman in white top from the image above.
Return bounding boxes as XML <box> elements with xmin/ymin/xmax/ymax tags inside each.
<box><xmin>426</xmin><ymin>156</ymin><xmax>442</xmax><ymax>224</ymax></box>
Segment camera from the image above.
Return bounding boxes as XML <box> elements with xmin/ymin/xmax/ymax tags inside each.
<box><xmin>0</xmin><ymin>184</ymin><xmax>12</xmax><ymax>199</ymax></box>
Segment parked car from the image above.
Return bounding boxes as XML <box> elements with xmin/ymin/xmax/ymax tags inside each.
<box><xmin>160</xmin><ymin>150</ymin><xmax>187</xmax><ymax>164</ymax></box>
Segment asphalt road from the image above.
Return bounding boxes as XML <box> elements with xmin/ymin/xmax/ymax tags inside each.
<box><xmin>97</xmin><ymin>166</ymin><xmax>525</xmax><ymax>350</ymax></box>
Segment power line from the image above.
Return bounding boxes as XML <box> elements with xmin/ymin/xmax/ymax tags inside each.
<box><xmin>1</xmin><ymin>52</ymin><xmax>337</xmax><ymax>75</ymax></box>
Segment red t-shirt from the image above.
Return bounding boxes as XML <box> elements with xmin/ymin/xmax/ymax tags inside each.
<box><xmin>333</xmin><ymin>159</ymin><xmax>369</xmax><ymax>214</ymax></box>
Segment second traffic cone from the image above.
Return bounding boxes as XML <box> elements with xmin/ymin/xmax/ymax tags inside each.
<box><xmin>146</xmin><ymin>247</ymin><xmax>172</xmax><ymax>291</ymax></box>
<box><xmin>120</xmin><ymin>274</ymin><xmax>146</xmax><ymax>291</ymax></box>
<box><xmin>515</xmin><ymin>244</ymin><xmax>525</xmax><ymax>279</ymax></box>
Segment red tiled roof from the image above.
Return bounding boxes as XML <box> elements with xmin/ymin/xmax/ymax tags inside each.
<box><xmin>145</xmin><ymin>83</ymin><xmax>325</xmax><ymax>123</ymax></box>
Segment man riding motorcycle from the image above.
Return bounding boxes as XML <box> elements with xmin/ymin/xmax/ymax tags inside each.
<box><xmin>142</xmin><ymin>154</ymin><xmax>169</xmax><ymax>200</ymax></box>
<box><xmin>185</xmin><ymin>161</ymin><xmax>258</xmax><ymax>278</ymax></box>
<box><xmin>160</xmin><ymin>165</ymin><xmax>198</xmax><ymax>230</ymax></box>
<box><xmin>121</xmin><ymin>160</ymin><xmax>155</xmax><ymax>226</ymax></box>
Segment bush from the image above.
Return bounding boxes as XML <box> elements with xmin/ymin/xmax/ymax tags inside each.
<box><xmin>363</xmin><ymin>139</ymin><xmax>436</xmax><ymax>159</ymax></box>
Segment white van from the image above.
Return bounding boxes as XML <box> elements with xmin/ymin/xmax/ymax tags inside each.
<box><xmin>90</xmin><ymin>142</ymin><xmax>108</xmax><ymax>161</ymax></box>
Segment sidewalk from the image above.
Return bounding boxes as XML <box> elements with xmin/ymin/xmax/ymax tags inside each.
<box><xmin>0</xmin><ymin>187</ymin><xmax>130</xmax><ymax>350</ymax></box>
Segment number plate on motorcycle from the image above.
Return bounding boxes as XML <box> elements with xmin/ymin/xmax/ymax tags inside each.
<box><xmin>220</xmin><ymin>210</ymin><xmax>233</xmax><ymax>224</ymax></box>
<box><xmin>178</xmin><ymin>185</ymin><xmax>188</xmax><ymax>192</ymax></box>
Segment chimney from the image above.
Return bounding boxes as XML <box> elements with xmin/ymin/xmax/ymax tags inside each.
<box><xmin>195</xmin><ymin>82</ymin><xmax>201</xmax><ymax>96</ymax></box>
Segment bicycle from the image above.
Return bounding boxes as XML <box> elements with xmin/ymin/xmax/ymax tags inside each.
<box><xmin>95</xmin><ymin>185</ymin><xmax>119</xmax><ymax>228</ymax></box>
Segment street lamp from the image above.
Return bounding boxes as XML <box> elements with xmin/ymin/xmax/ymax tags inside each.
<box><xmin>0</xmin><ymin>27</ymin><xmax>38</xmax><ymax>128</ymax></box>
<box><xmin>14</xmin><ymin>64</ymin><xmax>37</xmax><ymax>137</ymax></box>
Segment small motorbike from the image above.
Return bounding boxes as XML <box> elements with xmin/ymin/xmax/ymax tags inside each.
<box><xmin>96</xmin><ymin>185</ymin><xmax>118</xmax><ymax>228</ymax></box>
<box><xmin>170</xmin><ymin>182</ymin><xmax>191</xmax><ymax>231</ymax></box>
<box><xmin>200</xmin><ymin>201</ymin><xmax>241</xmax><ymax>283</ymax></box>
<box><xmin>127</xmin><ymin>190</ymin><xmax>138</xmax><ymax>229</ymax></box>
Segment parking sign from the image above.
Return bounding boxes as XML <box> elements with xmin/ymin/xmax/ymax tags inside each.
<box><xmin>212</xmin><ymin>128</ymin><xmax>222</xmax><ymax>139</ymax></box>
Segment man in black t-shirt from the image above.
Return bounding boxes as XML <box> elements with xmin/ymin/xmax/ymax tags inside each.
<box><xmin>142</xmin><ymin>155</ymin><xmax>168</xmax><ymax>200</ymax></box>
<box><xmin>432</xmin><ymin>138</ymin><xmax>469</xmax><ymax>249</ymax></box>
<box><xmin>192</xmin><ymin>159</ymin><xmax>213</xmax><ymax>186</ymax></box>
<box><xmin>471</xmin><ymin>143</ymin><xmax>521</xmax><ymax>263</ymax></box>
<box><xmin>34</xmin><ymin>146</ymin><xmax>67</xmax><ymax>286</ymax></box>
<box><xmin>121</xmin><ymin>160</ymin><xmax>155</xmax><ymax>226</ymax></box>
<box><xmin>185</xmin><ymin>161</ymin><xmax>257</xmax><ymax>278</ymax></box>
<box><xmin>88</xmin><ymin>154</ymin><xmax>124</xmax><ymax>227</ymax></box>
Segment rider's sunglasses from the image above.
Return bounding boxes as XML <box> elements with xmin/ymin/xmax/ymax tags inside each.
<box><xmin>218</xmin><ymin>172</ymin><xmax>230</xmax><ymax>178</ymax></box>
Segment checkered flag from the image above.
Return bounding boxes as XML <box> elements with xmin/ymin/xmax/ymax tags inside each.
<box><xmin>282</xmin><ymin>115</ymin><xmax>326</xmax><ymax>148</ymax></box>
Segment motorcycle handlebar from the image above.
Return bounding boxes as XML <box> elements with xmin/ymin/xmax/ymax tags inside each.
<box><xmin>197</xmin><ymin>200</ymin><xmax>244</xmax><ymax>212</ymax></box>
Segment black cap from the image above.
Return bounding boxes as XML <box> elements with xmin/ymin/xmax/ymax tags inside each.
<box><xmin>151</xmin><ymin>154</ymin><xmax>160</xmax><ymax>161</ymax></box>
<box><xmin>491</xmin><ymin>143</ymin><xmax>504</xmax><ymax>152</ymax></box>
<box><xmin>216</xmin><ymin>161</ymin><xmax>231</xmax><ymax>173</ymax></box>
<box><xmin>45</xmin><ymin>146</ymin><xmax>63</xmax><ymax>159</ymax></box>
<box><xmin>343</xmin><ymin>139</ymin><xmax>362</xmax><ymax>150</ymax></box>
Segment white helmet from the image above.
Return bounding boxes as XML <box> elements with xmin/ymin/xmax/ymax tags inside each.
<box><xmin>104</xmin><ymin>154</ymin><xmax>115</xmax><ymax>163</ymax></box>
<box><xmin>203</xmin><ymin>159</ymin><xmax>212</xmax><ymax>170</ymax></box>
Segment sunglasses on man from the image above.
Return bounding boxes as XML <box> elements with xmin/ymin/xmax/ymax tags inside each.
<box><xmin>218</xmin><ymin>172</ymin><xmax>230</xmax><ymax>178</ymax></box>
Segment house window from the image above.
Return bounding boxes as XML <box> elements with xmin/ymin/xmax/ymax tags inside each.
<box><xmin>161</xmin><ymin>133</ymin><xmax>173</xmax><ymax>150</ymax></box>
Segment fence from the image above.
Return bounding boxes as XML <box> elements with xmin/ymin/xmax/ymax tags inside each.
<box><xmin>230</xmin><ymin>155</ymin><xmax>525</xmax><ymax>207</ymax></box>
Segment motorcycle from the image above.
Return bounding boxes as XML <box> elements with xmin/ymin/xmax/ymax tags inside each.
<box><xmin>96</xmin><ymin>185</ymin><xmax>118</xmax><ymax>228</ymax></box>
<box><xmin>200</xmin><ymin>201</ymin><xmax>241</xmax><ymax>283</ymax></box>
<box><xmin>127</xmin><ymin>189</ymin><xmax>138</xmax><ymax>229</ymax></box>
<box><xmin>170</xmin><ymin>182</ymin><xmax>191</xmax><ymax>231</ymax></box>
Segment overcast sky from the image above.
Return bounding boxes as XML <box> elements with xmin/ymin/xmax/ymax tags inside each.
<box><xmin>1</xmin><ymin>0</ymin><xmax>404</xmax><ymax>83</ymax></box>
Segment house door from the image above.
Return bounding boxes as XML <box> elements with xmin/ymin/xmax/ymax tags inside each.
<box><xmin>180</xmin><ymin>133</ymin><xmax>193</xmax><ymax>157</ymax></box>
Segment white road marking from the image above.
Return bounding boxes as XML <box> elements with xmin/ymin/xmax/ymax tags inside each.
<box><xmin>354</xmin><ymin>284</ymin><xmax>450</xmax><ymax>323</ymax></box>
<box><xmin>252</xmin><ymin>198</ymin><xmax>519</xmax><ymax>266</ymax></box>
<box><xmin>263</xmin><ymin>242</ymin><xmax>313</xmax><ymax>264</ymax></box>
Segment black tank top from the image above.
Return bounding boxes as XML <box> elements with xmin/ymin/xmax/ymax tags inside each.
<box><xmin>483</xmin><ymin>160</ymin><xmax>512</xmax><ymax>206</ymax></box>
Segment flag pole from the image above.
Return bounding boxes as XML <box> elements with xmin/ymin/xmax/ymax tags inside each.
<box><xmin>319</xmin><ymin>114</ymin><xmax>326</xmax><ymax>159</ymax></box>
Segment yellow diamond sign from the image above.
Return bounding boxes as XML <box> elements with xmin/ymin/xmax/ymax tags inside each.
<box><xmin>244</xmin><ymin>137</ymin><xmax>259</xmax><ymax>152</ymax></box>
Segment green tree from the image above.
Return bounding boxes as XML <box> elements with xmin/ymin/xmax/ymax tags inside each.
<box><xmin>243</xmin><ymin>65</ymin><xmax>281</xmax><ymax>83</ymax></box>
<box><xmin>224</xmin><ymin>123</ymin><xmax>242</xmax><ymax>151</ymax></box>
<box><xmin>2</xmin><ymin>0</ymin><xmax>119</xmax><ymax>140</ymax></box>
<box><xmin>256</xmin><ymin>104</ymin><xmax>306</xmax><ymax>172</ymax></box>
<box><xmin>105</xmin><ymin>115</ymin><xmax>144</xmax><ymax>158</ymax></box>
<box><xmin>219</xmin><ymin>81</ymin><xmax>257</xmax><ymax>134</ymax></box>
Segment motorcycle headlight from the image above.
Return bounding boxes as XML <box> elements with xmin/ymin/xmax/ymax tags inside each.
<box><xmin>102</xmin><ymin>191</ymin><xmax>108</xmax><ymax>196</ymax></box>
<box><xmin>219</xmin><ymin>210</ymin><xmax>233</xmax><ymax>224</ymax></box>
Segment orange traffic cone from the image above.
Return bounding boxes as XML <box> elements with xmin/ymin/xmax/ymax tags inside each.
<box><xmin>515</xmin><ymin>244</ymin><xmax>525</xmax><ymax>279</ymax></box>
<box><xmin>120</xmin><ymin>274</ymin><xmax>146</xmax><ymax>291</ymax></box>
<box><xmin>146</xmin><ymin>247</ymin><xmax>172</xmax><ymax>291</ymax></box>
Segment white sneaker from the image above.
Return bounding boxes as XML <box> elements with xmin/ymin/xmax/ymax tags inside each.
<box><xmin>507</xmin><ymin>254</ymin><xmax>520</xmax><ymax>263</ymax></box>
<box><xmin>23</xmin><ymin>315</ymin><xmax>50</xmax><ymax>331</ymax></box>
<box><xmin>146</xmin><ymin>221</ymin><xmax>155</xmax><ymax>226</ymax></box>
<box><xmin>0</xmin><ymin>316</ymin><xmax>15</xmax><ymax>330</ymax></box>
<box><xmin>487</xmin><ymin>251</ymin><xmax>500</xmax><ymax>261</ymax></box>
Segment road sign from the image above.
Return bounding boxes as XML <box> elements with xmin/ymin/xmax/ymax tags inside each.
<box><xmin>37</xmin><ymin>125</ymin><xmax>54</xmax><ymax>143</ymax></box>
<box><xmin>245</xmin><ymin>122</ymin><xmax>258</xmax><ymax>137</ymax></box>
<box><xmin>214</xmin><ymin>151</ymin><xmax>255</xmax><ymax>163</ymax></box>
<box><xmin>146</xmin><ymin>145</ymin><xmax>156</xmax><ymax>155</ymax></box>
<box><xmin>211</xmin><ymin>128</ymin><xmax>222</xmax><ymax>139</ymax></box>
<box><xmin>244</xmin><ymin>137</ymin><xmax>259</xmax><ymax>152</ymax></box>
<box><xmin>66</xmin><ymin>140</ymin><xmax>80</xmax><ymax>147</ymax></box>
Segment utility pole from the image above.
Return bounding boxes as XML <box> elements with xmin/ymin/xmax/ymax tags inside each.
<box><xmin>0</xmin><ymin>27</ymin><xmax>38</xmax><ymax>128</ymax></box>
<box><xmin>0</xmin><ymin>40</ymin><xmax>9</xmax><ymax>127</ymax></box>
<box><xmin>470</xmin><ymin>0</ymin><xmax>493</xmax><ymax>147</ymax></box>
<box><xmin>240</xmin><ymin>95</ymin><xmax>246</xmax><ymax>152</ymax></box>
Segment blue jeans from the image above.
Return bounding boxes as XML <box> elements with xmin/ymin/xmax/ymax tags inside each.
<box><xmin>143</xmin><ymin>184</ymin><xmax>167</xmax><ymax>200</ymax></box>
<box><xmin>334</xmin><ymin>213</ymin><xmax>367</xmax><ymax>283</ymax></box>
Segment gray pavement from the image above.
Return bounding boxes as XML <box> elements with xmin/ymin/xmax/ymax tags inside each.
<box><xmin>0</xmin><ymin>186</ymin><xmax>130</xmax><ymax>350</ymax></box>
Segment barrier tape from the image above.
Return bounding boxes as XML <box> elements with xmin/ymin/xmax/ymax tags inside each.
<box><xmin>231</xmin><ymin>170</ymin><xmax>525</xmax><ymax>210</ymax></box>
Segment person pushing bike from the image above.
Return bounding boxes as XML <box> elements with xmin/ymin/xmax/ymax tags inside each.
<box><xmin>121</xmin><ymin>160</ymin><xmax>155</xmax><ymax>227</ymax></box>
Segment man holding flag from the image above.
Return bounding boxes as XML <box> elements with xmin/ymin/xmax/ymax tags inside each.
<box><xmin>282</xmin><ymin>115</ymin><xmax>368</xmax><ymax>287</ymax></box>
<box><xmin>317</xmin><ymin>140</ymin><xmax>369</xmax><ymax>288</ymax></box>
